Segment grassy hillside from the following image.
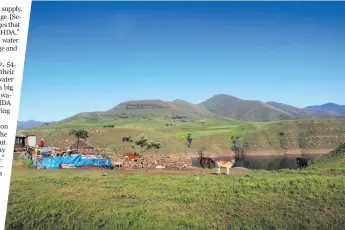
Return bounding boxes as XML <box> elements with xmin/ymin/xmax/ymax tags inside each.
<box><xmin>309</xmin><ymin>142</ymin><xmax>345</xmax><ymax>171</ymax></box>
<box><xmin>104</xmin><ymin>99</ymin><xmax>214</xmax><ymax>118</ymax></box>
<box><xmin>6</xmin><ymin>151</ymin><xmax>345</xmax><ymax>229</ymax></box>
<box><xmin>23</xmin><ymin>116</ymin><xmax>246</xmax><ymax>155</ymax></box>
<box><xmin>24</xmin><ymin>117</ymin><xmax>345</xmax><ymax>156</ymax></box>
<box><xmin>8</xmin><ymin>133</ymin><xmax>345</xmax><ymax>229</ymax></box>
<box><xmin>21</xmin><ymin>95</ymin><xmax>345</xmax><ymax>155</ymax></box>
<box><xmin>200</xmin><ymin>94</ymin><xmax>292</xmax><ymax>121</ymax></box>
<box><xmin>241</xmin><ymin>119</ymin><xmax>345</xmax><ymax>152</ymax></box>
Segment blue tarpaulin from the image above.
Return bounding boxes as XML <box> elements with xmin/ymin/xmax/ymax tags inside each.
<box><xmin>36</xmin><ymin>154</ymin><xmax>112</xmax><ymax>169</ymax></box>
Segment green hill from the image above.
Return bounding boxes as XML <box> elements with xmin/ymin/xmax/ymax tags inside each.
<box><xmin>62</xmin><ymin>99</ymin><xmax>216</xmax><ymax>124</ymax></box>
<box><xmin>309</xmin><ymin>142</ymin><xmax>345</xmax><ymax>170</ymax></box>
<box><xmin>200</xmin><ymin>94</ymin><xmax>292</xmax><ymax>121</ymax></box>
<box><xmin>241</xmin><ymin>119</ymin><xmax>345</xmax><ymax>152</ymax></box>
<box><xmin>24</xmin><ymin>118</ymin><xmax>345</xmax><ymax>156</ymax></box>
<box><xmin>44</xmin><ymin>95</ymin><xmax>345</xmax><ymax>128</ymax></box>
<box><xmin>106</xmin><ymin>99</ymin><xmax>212</xmax><ymax>117</ymax></box>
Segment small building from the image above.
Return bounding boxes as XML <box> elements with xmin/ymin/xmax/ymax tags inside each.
<box><xmin>68</xmin><ymin>139</ymin><xmax>94</xmax><ymax>154</ymax></box>
<box><xmin>14</xmin><ymin>131</ymin><xmax>37</xmax><ymax>150</ymax></box>
<box><xmin>15</xmin><ymin>131</ymin><xmax>26</xmax><ymax>148</ymax></box>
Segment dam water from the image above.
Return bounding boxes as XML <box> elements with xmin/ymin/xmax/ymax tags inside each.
<box><xmin>191</xmin><ymin>153</ymin><xmax>326</xmax><ymax>170</ymax></box>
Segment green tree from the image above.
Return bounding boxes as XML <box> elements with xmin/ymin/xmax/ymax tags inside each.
<box><xmin>134</xmin><ymin>134</ymin><xmax>161</xmax><ymax>154</ymax></box>
<box><xmin>147</xmin><ymin>141</ymin><xmax>162</xmax><ymax>150</ymax></box>
<box><xmin>68</xmin><ymin>129</ymin><xmax>89</xmax><ymax>150</ymax></box>
<box><xmin>231</xmin><ymin>136</ymin><xmax>240</xmax><ymax>155</ymax></box>
<box><xmin>186</xmin><ymin>133</ymin><xmax>193</xmax><ymax>148</ymax></box>
<box><xmin>121</xmin><ymin>136</ymin><xmax>133</xmax><ymax>143</ymax></box>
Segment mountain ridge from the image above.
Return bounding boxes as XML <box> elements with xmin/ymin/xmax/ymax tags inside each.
<box><xmin>17</xmin><ymin>120</ymin><xmax>55</xmax><ymax>130</ymax></box>
<box><xmin>22</xmin><ymin>94</ymin><xmax>345</xmax><ymax>127</ymax></box>
<box><xmin>267</xmin><ymin>101</ymin><xmax>344</xmax><ymax>118</ymax></box>
<box><xmin>64</xmin><ymin>94</ymin><xmax>345</xmax><ymax>122</ymax></box>
<box><xmin>304</xmin><ymin>103</ymin><xmax>345</xmax><ymax>116</ymax></box>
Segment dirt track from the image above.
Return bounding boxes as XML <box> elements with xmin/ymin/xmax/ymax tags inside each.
<box><xmin>104</xmin><ymin>167</ymin><xmax>249</xmax><ymax>176</ymax></box>
<box><xmin>15</xmin><ymin>167</ymin><xmax>249</xmax><ymax>177</ymax></box>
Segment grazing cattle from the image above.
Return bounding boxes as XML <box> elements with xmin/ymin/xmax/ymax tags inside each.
<box><xmin>53</xmin><ymin>148</ymin><xmax>66</xmax><ymax>157</ymax></box>
<box><xmin>200</xmin><ymin>157</ymin><xmax>216</xmax><ymax>169</ymax></box>
<box><xmin>123</xmin><ymin>152</ymin><xmax>142</xmax><ymax>161</ymax></box>
<box><xmin>215</xmin><ymin>159</ymin><xmax>235</xmax><ymax>175</ymax></box>
<box><xmin>296</xmin><ymin>157</ymin><xmax>308</xmax><ymax>169</ymax></box>
<box><xmin>122</xmin><ymin>153</ymin><xmax>141</xmax><ymax>170</ymax></box>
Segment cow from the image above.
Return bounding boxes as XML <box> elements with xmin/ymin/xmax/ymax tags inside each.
<box><xmin>296</xmin><ymin>157</ymin><xmax>308</xmax><ymax>169</ymax></box>
<box><xmin>215</xmin><ymin>159</ymin><xmax>236</xmax><ymax>175</ymax></box>
<box><xmin>123</xmin><ymin>152</ymin><xmax>142</xmax><ymax>161</ymax></box>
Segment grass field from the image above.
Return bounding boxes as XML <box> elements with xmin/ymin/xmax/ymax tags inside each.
<box><xmin>23</xmin><ymin>117</ymin><xmax>345</xmax><ymax>156</ymax></box>
<box><xmin>5</xmin><ymin>146</ymin><xmax>345</xmax><ymax>230</ymax></box>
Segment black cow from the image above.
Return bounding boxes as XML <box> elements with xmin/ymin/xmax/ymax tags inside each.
<box><xmin>296</xmin><ymin>157</ymin><xmax>308</xmax><ymax>169</ymax></box>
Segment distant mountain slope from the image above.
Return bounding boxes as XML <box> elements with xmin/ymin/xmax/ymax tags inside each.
<box><xmin>267</xmin><ymin>101</ymin><xmax>344</xmax><ymax>118</ymax></box>
<box><xmin>17</xmin><ymin>120</ymin><xmax>53</xmax><ymax>129</ymax></box>
<box><xmin>266</xmin><ymin>102</ymin><xmax>306</xmax><ymax>116</ymax></box>
<box><xmin>304</xmin><ymin>103</ymin><xmax>345</xmax><ymax>116</ymax></box>
<box><xmin>200</xmin><ymin>94</ymin><xmax>293</xmax><ymax>121</ymax></box>
<box><xmin>171</xmin><ymin>99</ymin><xmax>213</xmax><ymax>115</ymax></box>
<box><xmin>36</xmin><ymin>95</ymin><xmax>345</xmax><ymax>127</ymax></box>
<box><xmin>105</xmin><ymin>99</ymin><xmax>214</xmax><ymax>117</ymax></box>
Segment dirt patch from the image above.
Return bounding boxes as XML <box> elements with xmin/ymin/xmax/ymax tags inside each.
<box><xmin>107</xmin><ymin>167</ymin><xmax>248</xmax><ymax>176</ymax></box>
<box><xmin>78</xmin><ymin>166</ymin><xmax>105</xmax><ymax>170</ymax></box>
<box><xmin>13</xmin><ymin>163</ymin><xmax>249</xmax><ymax>176</ymax></box>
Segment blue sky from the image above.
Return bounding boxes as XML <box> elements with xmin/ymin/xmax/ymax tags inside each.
<box><xmin>19</xmin><ymin>1</ymin><xmax>345</xmax><ymax>121</ymax></box>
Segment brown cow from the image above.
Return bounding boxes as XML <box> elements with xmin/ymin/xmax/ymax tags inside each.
<box><xmin>123</xmin><ymin>152</ymin><xmax>142</xmax><ymax>170</ymax></box>
<box><xmin>123</xmin><ymin>152</ymin><xmax>142</xmax><ymax>161</ymax></box>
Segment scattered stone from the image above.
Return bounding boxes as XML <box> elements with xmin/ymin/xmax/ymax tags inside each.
<box><xmin>110</xmin><ymin>154</ymin><xmax>192</xmax><ymax>170</ymax></box>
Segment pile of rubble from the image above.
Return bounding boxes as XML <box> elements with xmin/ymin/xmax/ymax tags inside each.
<box><xmin>111</xmin><ymin>154</ymin><xmax>193</xmax><ymax>170</ymax></box>
<box><xmin>150</xmin><ymin>156</ymin><xmax>193</xmax><ymax>170</ymax></box>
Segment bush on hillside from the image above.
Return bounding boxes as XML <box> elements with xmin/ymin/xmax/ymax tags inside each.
<box><xmin>134</xmin><ymin>134</ymin><xmax>161</xmax><ymax>153</ymax></box>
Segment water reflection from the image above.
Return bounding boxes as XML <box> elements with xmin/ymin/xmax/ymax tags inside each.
<box><xmin>192</xmin><ymin>154</ymin><xmax>325</xmax><ymax>170</ymax></box>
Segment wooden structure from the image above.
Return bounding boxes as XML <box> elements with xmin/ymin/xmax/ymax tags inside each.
<box><xmin>15</xmin><ymin>132</ymin><xmax>26</xmax><ymax>149</ymax></box>
<box><xmin>68</xmin><ymin>139</ymin><xmax>94</xmax><ymax>154</ymax></box>
<box><xmin>14</xmin><ymin>131</ymin><xmax>37</xmax><ymax>151</ymax></box>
